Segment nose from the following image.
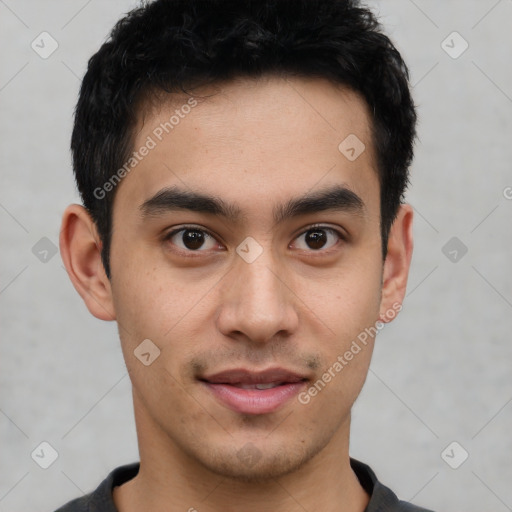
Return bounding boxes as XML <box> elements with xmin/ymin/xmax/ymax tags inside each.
<box><xmin>216</xmin><ymin>246</ymin><xmax>299</xmax><ymax>344</ymax></box>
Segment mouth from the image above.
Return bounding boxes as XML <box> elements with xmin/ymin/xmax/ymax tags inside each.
<box><xmin>199</xmin><ymin>368</ymin><xmax>309</xmax><ymax>415</ymax></box>
<box><xmin>225</xmin><ymin>382</ymin><xmax>289</xmax><ymax>390</ymax></box>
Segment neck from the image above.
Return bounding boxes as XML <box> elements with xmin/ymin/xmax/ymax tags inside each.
<box><xmin>113</xmin><ymin>393</ymin><xmax>369</xmax><ymax>512</ymax></box>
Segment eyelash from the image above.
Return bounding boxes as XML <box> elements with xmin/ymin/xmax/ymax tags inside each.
<box><xmin>162</xmin><ymin>224</ymin><xmax>346</xmax><ymax>256</ymax></box>
<box><xmin>162</xmin><ymin>225</ymin><xmax>223</xmax><ymax>256</ymax></box>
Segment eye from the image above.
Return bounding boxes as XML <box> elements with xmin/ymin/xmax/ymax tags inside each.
<box><xmin>163</xmin><ymin>227</ymin><xmax>221</xmax><ymax>252</ymax></box>
<box><xmin>291</xmin><ymin>226</ymin><xmax>343</xmax><ymax>251</ymax></box>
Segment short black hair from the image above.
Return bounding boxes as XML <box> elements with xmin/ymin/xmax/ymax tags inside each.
<box><xmin>71</xmin><ymin>0</ymin><xmax>417</xmax><ymax>279</ymax></box>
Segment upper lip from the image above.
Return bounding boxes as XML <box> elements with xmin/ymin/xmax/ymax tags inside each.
<box><xmin>200</xmin><ymin>368</ymin><xmax>309</xmax><ymax>385</ymax></box>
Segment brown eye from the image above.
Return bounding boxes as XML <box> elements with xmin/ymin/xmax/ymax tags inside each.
<box><xmin>293</xmin><ymin>227</ymin><xmax>341</xmax><ymax>251</ymax></box>
<box><xmin>165</xmin><ymin>228</ymin><xmax>219</xmax><ymax>252</ymax></box>
<box><xmin>181</xmin><ymin>229</ymin><xmax>206</xmax><ymax>250</ymax></box>
<box><xmin>304</xmin><ymin>229</ymin><xmax>327</xmax><ymax>249</ymax></box>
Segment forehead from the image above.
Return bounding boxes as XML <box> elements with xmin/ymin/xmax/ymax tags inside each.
<box><xmin>114</xmin><ymin>75</ymin><xmax>379</xmax><ymax>222</ymax></box>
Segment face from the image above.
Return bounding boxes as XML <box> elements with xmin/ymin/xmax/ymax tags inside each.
<box><xmin>65</xmin><ymin>75</ymin><xmax>411</xmax><ymax>482</ymax></box>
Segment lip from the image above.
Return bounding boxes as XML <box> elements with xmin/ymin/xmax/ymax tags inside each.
<box><xmin>199</xmin><ymin>367</ymin><xmax>309</xmax><ymax>415</ymax></box>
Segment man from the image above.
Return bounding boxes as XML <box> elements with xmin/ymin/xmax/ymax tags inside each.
<box><xmin>57</xmin><ymin>0</ymin><xmax>429</xmax><ymax>510</ymax></box>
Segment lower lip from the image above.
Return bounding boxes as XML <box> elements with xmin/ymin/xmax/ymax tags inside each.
<box><xmin>202</xmin><ymin>381</ymin><xmax>307</xmax><ymax>415</ymax></box>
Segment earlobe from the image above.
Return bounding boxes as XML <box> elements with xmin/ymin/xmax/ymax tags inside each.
<box><xmin>59</xmin><ymin>204</ymin><xmax>116</xmax><ymax>321</ymax></box>
<box><xmin>379</xmin><ymin>204</ymin><xmax>414</xmax><ymax>323</ymax></box>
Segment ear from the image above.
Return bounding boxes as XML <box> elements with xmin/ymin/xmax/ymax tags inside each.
<box><xmin>59</xmin><ymin>204</ymin><xmax>116</xmax><ymax>321</ymax></box>
<box><xmin>379</xmin><ymin>204</ymin><xmax>414</xmax><ymax>322</ymax></box>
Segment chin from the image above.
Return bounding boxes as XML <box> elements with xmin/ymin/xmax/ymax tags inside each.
<box><xmin>207</xmin><ymin>452</ymin><xmax>307</xmax><ymax>483</ymax></box>
<box><xmin>190</xmin><ymin>437</ymin><xmax>320</xmax><ymax>483</ymax></box>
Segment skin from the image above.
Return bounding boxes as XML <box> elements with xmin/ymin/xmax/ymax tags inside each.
<box><xmin>60</xmin><ymin>75</ymin><xmax>413</xmax><ymax>512</ymax></box>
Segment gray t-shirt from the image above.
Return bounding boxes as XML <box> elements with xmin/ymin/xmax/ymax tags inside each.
<box><xmin>54</xmin><ymin>458</ymin><xmax>434</xmax><ymax>511</ymax></box>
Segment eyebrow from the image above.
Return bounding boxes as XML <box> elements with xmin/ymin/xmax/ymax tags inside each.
<box><xmin>139</xmin><ymin>184</ymin><xmax>365</xmax><ymax>224</ymax></box>
<box><xmin>274</xmin><ymin>185</ymin><xmax>365</xmax><ymax>223</ymax></box>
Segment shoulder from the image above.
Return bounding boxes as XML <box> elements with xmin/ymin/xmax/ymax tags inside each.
<box><xmin>53</xmin><ymin>463</ymin><xmax>140</xmax><ymax>512</ymax></box>
<box><xmin>54</xmin><ymin>495</ymin><xmax>91</xmax><ymax>512</ymax></box>
<box><xmin>350</xmin><ymin>458</ymin><xmax>436</xmax><ymax>512</ymax></box>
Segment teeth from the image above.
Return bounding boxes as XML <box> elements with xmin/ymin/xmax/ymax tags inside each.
<box><xmin>233</xmin><ymin>382</ymin><xmax>283</xmax><ymax>390</ymax></box>
<box><xmin>256</xmin><ymin>382</ymin><xmax>281</xmax><ymax>390</ymax></box>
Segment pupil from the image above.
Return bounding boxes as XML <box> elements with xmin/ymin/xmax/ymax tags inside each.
<box><xmin>306</xmin><ymin>230</ymin><xmax>327</xmax><ymax>250</ymax></box>
<box><xmin>183</xmin><ymin>230</ymin><xmax>204</xmax><ymax>250</ymax></box>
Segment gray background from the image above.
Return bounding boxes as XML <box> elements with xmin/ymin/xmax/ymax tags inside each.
<box><xmin>1</xmin><ymin>0</ymin><xmax>511</xmax><ymax>510</ymax></box>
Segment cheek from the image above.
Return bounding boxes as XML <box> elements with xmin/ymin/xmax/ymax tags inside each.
<box><xmin>110</xmin><ymin>261</ymin><xmax>206</xmax><ymax>415</ymax></box>
<box><xmin>303</xmin><ymin>259</ymin><xmax>382</xmax><ymax>384</ymax></box>
<box><xmin>110</xmin><ymin>254</ymin><xmax>186</xmax><ymax>346</ymax></box>
<box><xmin>298</xmin><ymin>289</ymin><xmax>379</xmax><ymax>419</ymax></box>
<box><xmin>109</xmin><ymin>249</ymin><xmax>223</xmax><ymax>376</ymax></box>
<box><xmin>303</xmin><ymin>258</ymin><xmax>382</xmax><ymax>332</ymax></box>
